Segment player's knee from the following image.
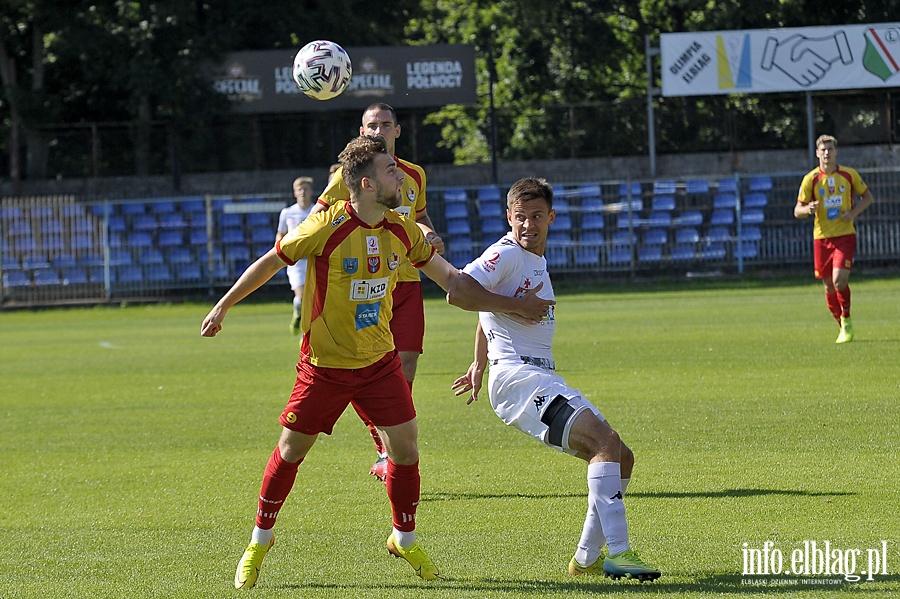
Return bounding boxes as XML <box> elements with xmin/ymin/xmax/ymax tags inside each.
<box><xmin>620</xmin><ymin>442</ymin><xmax>634</xmax><ymax>476</ymax></box>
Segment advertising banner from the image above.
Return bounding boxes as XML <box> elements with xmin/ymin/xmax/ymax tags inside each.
<box><xmin>212</xmin><ymin>44</ymin><xmax>477</xmax><ymax>113</ymax></box>
<box><xmin>661</xmin><ymin>23</ymin><xmax>900</xmax><ymax>96</ymax></box>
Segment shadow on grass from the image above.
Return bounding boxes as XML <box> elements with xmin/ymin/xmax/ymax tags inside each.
<box><xmin>282</xmin><ymin>572</ymin><xmax>900</xmax><ymax>594</ymax></box>
<box><xmin>422</xmin><ymin>488</ymin><xmax>854</xmax><ymax>502</ymax></box>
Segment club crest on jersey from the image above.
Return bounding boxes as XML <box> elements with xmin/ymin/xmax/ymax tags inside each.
<box><xmin>513</xmin><ymin>275</ymin><xmax>535</xmax><ymax>298</ymax></box>
<box><xmin>406</xmin><ymin>188</ymin><xmax>416</xmax><ymax>203</ymax></box>
<box><xmin>388</xmin><ymin>253</ymin><xmax>400</xmax><ymax>270</ymax></box>
<box><xmin>481</xmin><ymin>251</ymin><xmax>501</xmax><ymax>272</ymax></box>
<box><xmin>368</xmin><ymin>256</ymin><xmax>381</xmax><ymax>273</ymax></box>
<box><xmin>343</xmin><ymin>258</ymin><xmax>358</xmax><ymax>274</ymax></box>
<box><xmin>367</xmin><ymin>236</ymin><xmax>380</xmax><ymax>255</ymax></box>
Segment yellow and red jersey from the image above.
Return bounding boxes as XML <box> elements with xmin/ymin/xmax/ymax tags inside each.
<box><xmin>318</xmin><ymin>157</ymin><xmax>427</xmax><ymax>282</ymax></box>
<box><xmin>276</xmin><ymin>201</ymin><xmax>435</xmax><ymax>369</ymax></box>
<box><xmin>797</xmin><ymin>165</ymin><xmax>868</xmax><ymax>240</ymax></box>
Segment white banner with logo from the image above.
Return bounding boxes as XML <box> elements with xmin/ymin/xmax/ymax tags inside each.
<box><xmin>661</xmin><ymin>23</ymin><xmax>900</xmax><ymax>96</ymax></box>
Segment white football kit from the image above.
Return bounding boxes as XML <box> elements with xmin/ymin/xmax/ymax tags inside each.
<box><xmin>277</xmin><ymin>203</ymin><xmax>314</xmax><ymax>289</ymax></box>
<box><xmin>463</xmin><ymin>233</ymin><xmax>603</xmax><ymax>454</ymax></box>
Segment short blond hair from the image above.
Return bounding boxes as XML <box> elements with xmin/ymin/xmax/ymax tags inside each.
<box><xmin>816</xmin><ymin>134</ymin><xmax>837</xmax><ymax>149</ymax></box>
<box><xmin>293</xmin><ymin>176</ymin><xmax>313</xmax><ymax>188</ymax></box>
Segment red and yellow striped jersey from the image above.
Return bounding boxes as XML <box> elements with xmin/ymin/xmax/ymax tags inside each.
<box><xmin>797</xmin><ymin>165</ymin><xmax>868</xmax><ymax>240</ymax></box>
<box><xmin>276</xmin><ymin>201</ymin><xmax>435</xmax><ymax>369</ymax></box>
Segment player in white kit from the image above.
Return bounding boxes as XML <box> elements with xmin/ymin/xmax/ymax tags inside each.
<box><xmin>276</xmin><ymin>177</ymin><xmax>315</xmax><ymax>334</ymax></box>
<box><xmin>450</xmin><ymin>177</ymin><xmax>660</xmax><ymax>581</ymax></box>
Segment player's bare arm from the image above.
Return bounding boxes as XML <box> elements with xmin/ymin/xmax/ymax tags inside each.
<box><xmin>450</xmin><ymin>320</ymin><xmax>488</xmax><ymax>404</ymax></box>
<box><xmin>419</xmin><ymin>254</ymin><xmax>553</xmax><ymax>323</ymax></box>
<box><xmin>840</xmin><ymin>189</ymin><xmax>874</xmax><ymax>222</ymax></box>
<box><xmin>201</xmin><ymin>250</ymin><xmax>285</xmax><ymax>337</ymax></box>
<box><xmin>415</xmin><ymin>209</ymin><xmax>444</xmax><ymax>254</ymax></box>
<box><xmin>795</xmin><ymin>200</ymin><xmax>818</xmax><ymax>218</ymax></box>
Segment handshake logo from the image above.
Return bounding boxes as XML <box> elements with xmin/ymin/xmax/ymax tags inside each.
<box><xmin>761</xmin><ymin>31</ymin><xmax>853</xmax><ymax>86</ymax></box>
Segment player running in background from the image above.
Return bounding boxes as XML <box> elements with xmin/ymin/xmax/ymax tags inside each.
<box><xmin>276</xmin><ymin>177</ymin><xmax>315</xmax><ymax>334</ymax></box>
<box><xmin>312</xmin><ymin>103</ymin><xmax>444</xmax><ymax>482</ymax></box>
<box><xmin>795</xmin><ymin>134</ymin><xmax>874</xmax><ymax>343</ymax></box>
<box><xmin>201</xmin><ymin>137</ymin><xmax>552</xmax><ymax>589</ymax></box>
<box><xmin>451</xmin><ymin>177</ymin><xmax>661</xmax><ymax>582</ymax></box>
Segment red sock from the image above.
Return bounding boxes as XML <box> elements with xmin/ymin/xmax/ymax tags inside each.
<box><xmin>825</xmin><ymin>291</ymin><xmax>842</xmax><ymax>323</ymax></box>
<box><xmin>836</xmin><ymin>287</ymin><xmax>851</xmax><ymax>318</ymax></box>
<box><xmin>386</xmin><ymin>460</ymin><xmax>419</xmax><ymax>532</ymax></box>
<box><xmin>367</xmin><ymin>425</ymin><xmax>386</xmax><ymax>456</ymax></box>
<box><xmin>256</xmin><ymin>448</ymin><xmax>301</xmax><ymax>530</ymax></box>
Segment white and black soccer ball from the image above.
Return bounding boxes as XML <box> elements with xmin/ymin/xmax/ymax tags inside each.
<box><xmin>291</xmin><ymin>40</ymin><xmax>352</xmax><ymax>100</ymax></box>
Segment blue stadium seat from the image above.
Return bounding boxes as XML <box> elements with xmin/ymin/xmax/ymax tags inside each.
<box><xmin>553</xmin><ymin>199</ymin><xmax>570</xmax><ymax>215</ymax></box>
<box><xmin>151</xmin><ymin>200</ymin><xmax>176</xmax><ymax>214</ymax></box>
<box><xmin>446</xmin><ymin>219</ymin><xmax>471</xmax><ymax>236</ymax></box>
<box><xmin>671</xmin><ymin>244</ymin><xmax>696</xmax><ymax>261</ymax></box>
<box><xmin>189</xmin><ymin>229</ymin><xmax>208</xmax><ymax>245</ymax></box>
<box><xmin>246</xmin><ymin>212</ymin><xmax>272</xmax><ymax>228</ymax></box>
<box><xmin>638</xmin><ymin>245</ymin><xmax>662</xmax><ymax>263</ymax></box>
<box><xmin>445</xmin><ymin>203</ymin><xmax>468</xmax><ymax>220</ymax></box>
<box><xmin>741</xmin><ymin>226</ymin><xmax>762</xmax><ymax>242</ymax></box>
<box><xmin>607</xmin><ymin>247</ymin><xmax>632</xmax><ymax>265</ymax></box>
<box><xmin>7</xmin><ymin>219</ymin><xmax>31</xmax><ymax>236</ymax></box>
<box><xmin>22</xmin><ymin>253</ymin><xmax>51</xmax><ymax>269</ymax></box>
<box><xmin>221</xmin><ymin>228</ymin><xmax>245</xmax><ymax>245</ymax></box>
<box><xmin>107</xmin><ymin>216</ymin><xmax>127</xmax><ymax>233</ymax></box>
<box><xmin>478</xmin><ymin>201</ymin><xmax>503</xmax><ymax>218</ymax></box>
<box><xmin>741</xmin><ymin>209</ymin><xmax>765</xmax><ymax>225</ymax></box>
<box><xmin>553</xmin><ymin>215</ymin><xmax>573</xmax><ymax>232</ymax></box>
<box><xmin>700</xmin><ymin>243</ymin><xmax>726</xmax><ymax>260</ymax></box>
<box><xmin>69</xmin><ymin>233</ymin><xmax>94</xmax><ymax>252</ymax></box>
<box><xmin>578</xmin><ymin>231</ymin><xmax>604</xmax><ymax>246</ymax></box>
<box><xmin>618</xmin><ymin>181</ymin><xmax>642</xmax><ymax>198</ymax></box>
<box><xmin>79</xmin><ymin>253</ymin><xmax>104</xmax><ymax>267</ymax></box>
<box><xmin>477</xmin><ymin>186</ymin><xmax>502</xmax><ymax>202</ymax></box>
<box><xmin>13</xmin><ymin>236</ymin><xmax>36</xmax><ymax>253</ymax></box>
<box><xmin>743</xmin><ymin>192</ymin><xmax>768</xmax><ymax>209</ymax></box>
<box><xmin>2</xmin><ymin>270</ymin><xmax>30</xmax><ymax>287</ymax></box>
<box><xmin>642</xmin><ymin>229</ymin><xmax>668</xmax><ymax>246</ymax></box>
<box><xmin>716</xmin><ymin>178</ymin><xmax>738</xmax><ymax>193</ymax></box>
<box><xmin>139</xmin><ymin>249</ymin><xmax>165</xmax><ymax>265</ymax></box>
<box><xmin>120</xmin><ymin>202</ymin><xmax>146</xmax><ymax>216</ymax></box>
<box><xmin>158</xmin><ymin>230</ymin><xmax>184</xmax><ymax>247</ymax></box>
<box><xmin>132</xmin><ymin>215</ymin><xmax>158</xmax><ymax>231</ymax></box>
<box><xmin>653</xmin><ymin>180</ymin><xmax>677</xmax><ymax>195</ymax></box>
<box><xmin>108</xmin><ymin>249</ymin><xmax>133</xmax><ymax>266</ymax></box>
<box><xmin>575</xmin><ymin>183</ymin><xmax>601</xmax><ymax>200</ymax></box>
<box><xmin>685</xmin><ymin>178</ymin><xmax>710</xmax><ymax>194</ymax></box>
<box><xmin>176</xmin><ymin>263</ymin><xmax>202</xmax><ymax>281</ymax></box>
<box><xmin>32</xmin><ymin>268</ymin><xmax>62</xmax><ymax>286</ymax></box>
<box><xmin>651</xmin><ymin>195</ymin><xmax>676</xmax><ymax>212</ymax></box>
<box><xmin>180</xmin><ymin>198</ymin><xmax>206</xmax><ymax>214</ymax></box>
<box><xmin>115</xmin><ymin>265</ymin><xmax>144</xmax><ymax>284</ymax></box>
<box><xmin>616</xmin><ymin>214</ymin><xmax>644</xmax><ymax>229</ymax></box>
<box><xmin>145</xmin><ymin>264</ymin><xmax>174</xmax><ymax>283</ymax></box>
<box><xmin>447</xmin><ymin>248</ymin><xmax>475</xmax><ymax>268</ymax></box>
<box><xmin>71</xmin><ymin>217</ymin><xmax>95</xmax><ymax>234</ymax></box>
<box><xmin>159</xmin><ymin>213</ymin><xmax>188</xmax><ymax>228</ymax></box>
<box><xmin>40</xmin><ymin>219</ymin><xmax>64</xmax><ymax>235</ymax></box>
<box><xmin>546</xmin><ymin>231</ymin><xmax>572</xmax><ymax>248</ymax></box>
<box><xmin>612</xmin><ymin>231</ymin><xmax>637</xmax><ymax>246</ymax></box>
<box><xmin>52</xmin><ymin>253</ymin><xmax>78</xmax><ymax>269</ymax></box>
<box><xmin>60</xmin><ymin>204</ymin><xmax>87</xmax><ymax>218</ymax></box>
<box><xmin>480</xmin><ymin>218</ymin><xmax>506</xmax><ymax>235</ymax></box>
<box><xmin>673</xmin><ymin>210</ymin><xmax>703</xmax><ymax>227</ymax></box>
<box><xmin>647</xmin><ymin>211</ymin><xmax>672</xmax><ymax>228</ymax></box>
<box><xmin>1</xmin><ymin>206</ymin><xmax>23</xmax><ymax>220</ymax></box>
<box><xmin>62</xmin><ymin>268</ymin><xmax>89</xmax><ymax>285</ymax></box>
<box><xmin>219</xmin><ymin>213</ymin><xmax>242</xmax><ymax>228</ymax></box>
<box><xmin>713</xmin><ymin>193</ymin><xmax>737</xmax><ymax>210</ymax></box>
<box><xmin>546</xmin><ymin>246</ymin><xmax>570</xmax><ymax>269</ymax></box>
<box><xmin>675</xmin><ymin>228</ymin><xmax>700</xmax><ymax>244</ymax></box>
<box><xmin>167</xmin><ymin>247</ymin><xmax>194</xmax><ymax>265</ymax></box>
<box><xmin>443</xmin><ymin>188</ymin><xmax>468</xmax><ymax>204</ymax></box>
<box><xmin>249</xmin><ymin>227</ymin><xmax>272</xmax><ymax>244</ymax></box>
<box><xmin>748</xmin><ymin>176</ymin><xmax>773</xmax><ymax>192</ymax></box>
<box><xmin>224</xmin><ymin>245</ymin><xmax>250</xmax><ymax>264</ymax></box>
<box><xmin>581</xmin><ymin>214</ymin><xmax>605</xmax><ymax>231</ymax></box>
<box><xmin>706</xmin><ymin>227</ymin><xmax>731</xmax><ymax>243</ymax></box>
<box><xmin>709</xmin><ymin>210</ymin><xmax>734</xmax><ymax>226</ymax></box>
<box><xmin>127</xmin><ymin>231</ymin><xmax>154</xmax><ymax>248</ymax></box>
<box><xmin>737</xmin><ymin>241</ymin><xmax>759</xmax><ymax>259</ymax></box>
<box><xmin>574</xmin><ymin>246</ymin><xmax>600</xmax><ymax>267</ymax></box>
<box><xmin>581</xmin><ymin>198</ymin><xmax>604</xmax><ymax>213</ymax></box>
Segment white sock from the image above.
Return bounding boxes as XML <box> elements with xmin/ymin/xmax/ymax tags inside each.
<box><xmin>292</xmin><ymin>296</ymin><xmax>301</xmax><ymax>315</ymax></box>
<box><xmin>392</xmin><ymin>527</ymin><xmax>416</xmax><ymax>549</ymax></box>
<box><xmin>574</xmin><ymin>475</ymin><xmax>631</xmax><ymax>566</ymax></box>
<box><xmin>251</xmin><ymin>526</ymin><xmax>274</xmax><ymax>546</ymax></box>
<box><xmin>586</xmin><ymin>462</ymin><xmax>630</xmax><ymax>556</ymax></box>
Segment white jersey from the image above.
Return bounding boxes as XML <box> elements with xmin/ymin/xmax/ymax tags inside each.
<box><xmin>277</xmin><ymin>202</ymin><xmax>314</xmax><ymax>236</ymax></box>
<box><xmin>462</xmin><ymin>233</ymin><xmax>555</xmax><ymax>365</ymax></box>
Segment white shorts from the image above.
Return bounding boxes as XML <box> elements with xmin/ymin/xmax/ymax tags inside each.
<box><xmin>487</xmin><ymin>363</ymin><xmax>603</xmax><ymax>455</ymax></box>
<box><xmin>286</xmin><ymin>259</ymin><xmax>308</xmax><ymax>290</ymax></box>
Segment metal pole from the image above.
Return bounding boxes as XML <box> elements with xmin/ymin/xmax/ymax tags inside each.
<box><xmin>806</xmin><ymin>92</ymin><xmax>815</xmax><ymax>164</ymax></box>
<box><xmin>645</xmin><ymin>35</ymin><xmax>660</xmax><ymax>178</ymax></box>
<box><xmin>488</xmin><ymin>37</ymin><xmax>499</xmax><ymax>185</ymax></box>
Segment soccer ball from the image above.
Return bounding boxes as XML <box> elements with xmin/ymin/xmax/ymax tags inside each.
<box><xmin>292</xmin><ymin>40</ymin><xmax>352</xmax><ymax>101</ymax></box>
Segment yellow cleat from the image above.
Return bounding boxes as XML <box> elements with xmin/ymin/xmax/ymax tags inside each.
<box><xmin>234</xmin><ymin>536</ymin><xmax>274</xmax><ymax>590</ymax></box>
<box><xmin>603</xmin><ymin>548</ymin><xmax>661</xmax><ymax>582</ymax></box>
<box><xmin>569</xmin><ymin>555</ymin><xmax>605</xmax><ymax>576</ymax></box>
<box><xmin>387</xmin><ymin>533</ymin><xmax>441</xmax><ymax>580</ymax></box>
<box><xmin>836</xmin><ymin>316</ymin><xmax>854</xmax><ymax>344</ymax></box>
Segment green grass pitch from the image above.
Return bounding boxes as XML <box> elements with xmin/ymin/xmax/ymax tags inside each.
<box><xmin>1</xmin><ymin>277</ymin><xmax>898</xmax><ymax>598</ymax></box>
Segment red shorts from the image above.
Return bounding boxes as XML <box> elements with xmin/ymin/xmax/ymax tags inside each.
<box><xmin>390</xmin><ymin>281</ymin><xmax>425</xmax><ymax>353</ymax></box>
<box><xmin>813</xmin><ymin>234</ymin><xmax>856</xmax><ymax>279</ymax></box>
<box><xmin>279</xmin><ymin>351</ymin><xmax>416</xmax><ymax>435</ymax></box>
